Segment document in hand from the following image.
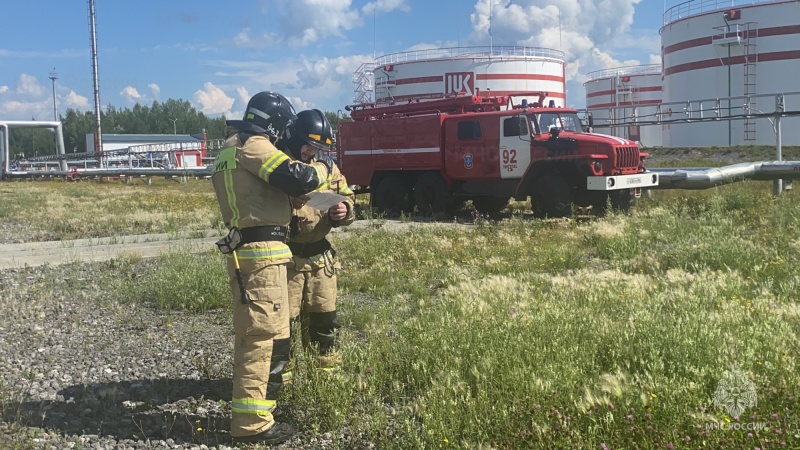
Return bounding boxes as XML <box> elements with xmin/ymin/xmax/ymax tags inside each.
<box><xmin>305</xmin><ymin>191</ymin><xmax>349</xmax><ymax>211</ymax></box>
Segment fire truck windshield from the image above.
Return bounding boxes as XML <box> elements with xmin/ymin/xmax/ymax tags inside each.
<box><xmin>533</xmin><ymin>112</ymin><xmax>582</xmax><ymax>133</ymax></box>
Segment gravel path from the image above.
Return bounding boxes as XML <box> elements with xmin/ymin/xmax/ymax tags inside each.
<box><xmin>0</xmin><ymin>229</ymin><xmax>385</xmax><ymax>449</ymax></box>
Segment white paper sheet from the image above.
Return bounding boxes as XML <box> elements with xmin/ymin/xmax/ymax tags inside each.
<box><xmin>304</xmin><ymin>191</ymin><xmax>349</xmax><ymax>211</ymax></box>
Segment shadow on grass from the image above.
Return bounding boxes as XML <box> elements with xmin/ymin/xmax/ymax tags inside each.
<box><xmin>3</xmin><ymin>378</ymin><xmax>236</xmax><ymax>446</ymax></box>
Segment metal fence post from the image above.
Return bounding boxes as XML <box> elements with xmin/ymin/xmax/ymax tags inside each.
<box><xmin>773</xmin><ymin>94</ymin><xmax>785</xmax><ymax>195</ymax></box>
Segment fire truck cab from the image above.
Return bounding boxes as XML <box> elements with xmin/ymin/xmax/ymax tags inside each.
<box><xmin>337</xmin><ymin>92</ymin><xmax>658</xmax><ymax>217</ymax></box>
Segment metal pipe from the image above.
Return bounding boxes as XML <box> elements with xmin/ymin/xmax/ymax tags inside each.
<box><xmin>650</xmin><ymin>161</ymin><xmax>800</xmax><ymax>190</ymax></box>
<box><xmin>55</xmin><ymin>123</ymin><xmax>67</xmax><ymax>172</ymax></box>
<box><xmin>2</xmin><ymin>167</ymin><xmax>213</xmax><ymax>179</ymax></box>
<box><xmin>0</xmin><ymin>124</ymin><xmax>7</xmax><ymax>180</ymax></box>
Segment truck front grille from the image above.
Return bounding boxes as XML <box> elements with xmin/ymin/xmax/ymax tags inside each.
<box><xmin>615</xmin><ymin>146</ymin><xmax>640</xmax><ymax>170</ymax></box>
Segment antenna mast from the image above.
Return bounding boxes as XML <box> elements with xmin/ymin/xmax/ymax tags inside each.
<box><xmin>49</xmin><ymin>68</ymin><xmax>58</xmax><ymax>121</ymax></box>
<box><xmin>88</xmin><ymin>0</ymin><xmax>102</xmax><ymax>154</ymax></box>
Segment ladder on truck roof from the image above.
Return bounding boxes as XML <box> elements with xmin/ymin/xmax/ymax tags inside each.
<box><xmin>345</xmin><ymin>91</ymin><xmax>549</xmax><ymax>121</ymax></box>
<box><xmin>346</xmin><ymin>94</ymin><xmax>505</xmax><ymax>121</ymax></box>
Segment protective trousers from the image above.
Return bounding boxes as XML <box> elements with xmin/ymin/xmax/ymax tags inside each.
<box><xmin>227</xmin><ymin>259</ymin><xmax>291</xmax><ymax>438</ymax></box>
<box><xmin>287</xmin><ymin>263</ymin><xmax>340</xmax><ymax>368</ymax></box>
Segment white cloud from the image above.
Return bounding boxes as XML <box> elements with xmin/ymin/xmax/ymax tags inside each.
<box><xmin>148</xmin><ymin>83</ymin><xmax>161</xmax><ymax>98</ymax></box>
<box><xmin>235</xmin><ymin>87</ymin><xmax>250</xmax><ymax>105</ymax></box>
<box><xmin>296</xmin><ymin>55</ymin><xmax>373</xmax><ymax>90</ymax></box>
<box><xmin>277</xmin><ymin>0</ymin><xmax>361</xmax><ymax>48</ymax></box>
<box><xmin>363</xmin><ymin>0</ymin><xmax>411</xmax><ymax>15</ymax></box>
<box><xmin>120</xmin><ymin>86</ymin><xmax>142</xmax><ymax>103</ymax></box>
<box><xmin>0</xmin><ymin>86</ymin><xmax>8</xmax><ymax>94</ymax></box>
<box><xmin>263</xmin><ymin>0</ymin><xmax>408</xmax><ymax>48</ymax></box>
<box><xmin>64</xmin><ymin>91</ymin><xmax>90</xmax><ymax>109</ymax></box>
<box><xmin>469</xmin><ymin>0</ymin><xmax>645</xmax><ymax>82</ymax></box>
<box><xmin>287</xmin><ymin>96</ymin><xmax>314</xmax><ymax>111</ymax></box>
<box><xmin>15</xmin><ymin>74</ymin><xmax>46</xmax><ymax>97</ymax></box>
<box><xmin>0</xmin><ymin>98</ymin><xmax>50</xmax><ymax>120</ymax></box>
<box><xmin>230</xmin><ymin>28</ymin><xmax>281</xmax><ymax>49</ymax></box>
<box><xmin>192</xmin><ymin>82</ymin><xmax>234</xmax><ymax>115</ymax></box>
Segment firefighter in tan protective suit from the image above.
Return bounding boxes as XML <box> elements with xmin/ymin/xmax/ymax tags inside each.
<box><xmin>211</xmin><ymin>92</ymin><xmax>335</xmax><ymax>446</ymax></box>
<box><xmin>280</xmin><ymin>110</ymin><xmax>355</xmax><ymax>372</ymax></box>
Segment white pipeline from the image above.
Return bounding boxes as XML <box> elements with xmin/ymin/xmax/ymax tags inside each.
<box><xmin>649</xmin><ymin>161</ymin><xmax>800</xmax><ymax>190</ymax></box>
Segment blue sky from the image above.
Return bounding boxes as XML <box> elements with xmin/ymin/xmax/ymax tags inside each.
<box><xmin>0</xmin><ymin>0</ymin><xmax>666</xmax><ymax>122</ymax></box>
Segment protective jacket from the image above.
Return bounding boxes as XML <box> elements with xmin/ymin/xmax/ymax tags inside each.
<box><xmin>212</xmin><ymin>130</ymin><xmax>330</xmax><ymax>264</ymax></box>
<box><xmin>289</xmin><ymin>158</ymin><xmax>355</xmax><ymax>269</ymax></box>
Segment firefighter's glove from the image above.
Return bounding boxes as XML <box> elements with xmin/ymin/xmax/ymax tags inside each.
<box><xmin>215</xmin><ymin>227</ymin><xmax>243</xmax><ymax>255</ymax></box>
<box><xmin>316</xmin><ymin>150</ymin><xmax>336</xmax><ymax>179</ymax></box>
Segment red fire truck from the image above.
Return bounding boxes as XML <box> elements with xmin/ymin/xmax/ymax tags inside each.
<box><xmin>336</xmin><ymin>92</ymin><xmax>658</xmax><ymax>217</ymax></box>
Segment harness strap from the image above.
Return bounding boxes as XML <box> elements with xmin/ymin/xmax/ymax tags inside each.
<box><xmin>288</xmin><ymin>238</ymin><xmax>332</xmax><ymax>258</ymax></box>
<box><xmin>240</xmin><ymin>225</ymin><xmax>289</xmax><ymax>244</ymax></box>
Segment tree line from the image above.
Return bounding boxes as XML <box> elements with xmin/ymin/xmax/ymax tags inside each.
<box><xmin>6</xmin><ymin>99</ymin><xmax>344</xmax><ymax>158</ymax></box>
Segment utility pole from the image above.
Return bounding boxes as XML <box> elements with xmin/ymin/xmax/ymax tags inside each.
<box><xmin>49</xmin><ymin>68</ymin><xmax>58</xmax><ymax>121</ymax></box>
<box><xmin>88</xmin><ymin>0</ymin><xmax>103</xmax><ymax>155</ymax></box>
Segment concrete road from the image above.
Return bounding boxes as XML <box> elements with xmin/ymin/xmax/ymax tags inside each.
<box><xmin>0</xmin><ymin>232</ymin><xmax>222</xmax><ymax>270</ymax></box>
<box><xmin>0</xmin><ymin>219</ymin><xmax>472</xmax><ymax>269</ymax></box>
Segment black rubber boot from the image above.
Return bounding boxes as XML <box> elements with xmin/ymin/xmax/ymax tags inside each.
<box><xmin>308</xmin><ymin>311</ymin><xmax>340</xmax><ymax>355</ymax></box>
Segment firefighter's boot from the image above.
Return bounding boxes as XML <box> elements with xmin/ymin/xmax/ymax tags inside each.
<box><xmin>308</xmin><ymin>310</ymin><xmax>341</xmax><ymax>369</ymax></box>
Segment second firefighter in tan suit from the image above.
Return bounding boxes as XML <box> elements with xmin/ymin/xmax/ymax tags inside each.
<box><xmin>281</xmin><ymin>109</ymin><xmax>355</xmax><ymax>370</ymax></box>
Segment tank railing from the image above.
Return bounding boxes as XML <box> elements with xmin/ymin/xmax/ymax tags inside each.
<box><xmin>663</xmin><ymin>0</ymin><xmax>783</xmax><ymax>26</ymax></box>
<box><xmin>582</xmin><ymin>91</ymin><xmax>800</xmax><ymax>195</ymax></box>
<box><xmin>585</xmin><ymin>64</ymin><xmax>663</xmax><ymax>82</ymax></box>
<box><xmin>583</xmin><ymin>91</ymin><xmax>800</xmax><ymax>127</ymax></box>
<box><xmin>374</xmin><ymin>46</ymin><xmax>565</xmax><ymax>65</ymax></box>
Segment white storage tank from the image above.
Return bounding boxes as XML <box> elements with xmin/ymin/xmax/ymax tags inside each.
<box><xmin>362</xmin><ymin>46</ymin><xmax>566</xmax><ymax>108</ymax></box>
<box><xmin>661</xmin><ymin>0</ymin><xmax>800</xmax><ymax>147</ymax></box>
<box><xmin>584</xmin><ymin>64</ymin><xmax>663</xmax><ymax>147</ymax></box>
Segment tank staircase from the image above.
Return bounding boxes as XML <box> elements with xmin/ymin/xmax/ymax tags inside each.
<box><xmin>614</xmin><ymin>75</ymin><xmax>640</xmax><ymax>140</ymax></box>
<box><xmin>352</xmin><ymin>63</ymin><xmax>376</xmax><ymax>105</ymax></box>
<box><xmin>712</xmin><ymin>21</ymin><xmax>759</xmax><ymax>141</ymax></box>
<box><xmin>742</xmin><ymin>22</ymin><xmax>759</xmax><ymax>141</ymax></box>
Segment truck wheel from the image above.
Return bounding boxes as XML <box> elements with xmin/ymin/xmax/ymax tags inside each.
<box><xmin>471</xmin><ymin>197</ymin><xmax>509</xmax><ymax>215</ymax></box>
<box><xmin>531</xmin><ymin>174</ymin><xmax>572</xmax><ymax>218</ymax></box>
<box><xmin>414</xmin><ymin>172</ymin><xmax>456</xmax><ymax>214</ymax></box>
<box><xmin>372</xmin><ymin>176</ymin><xmax>413</xmax><ymax>215</ymax></box>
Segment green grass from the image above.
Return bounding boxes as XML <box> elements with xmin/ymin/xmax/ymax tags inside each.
<box><xmin>109</xmin><ymin>246</ymin><xmax>230</xmax><ymax>313</ymax></box>
<box><xmin>0</xmin><ymin>179</ymin><xmax>221</xmax><ymax>241</ymax></box>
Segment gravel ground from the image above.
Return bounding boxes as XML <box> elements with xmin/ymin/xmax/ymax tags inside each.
<box><xmin>0</xmin><ymin>260</ymin><xmax>374</xmax><ymax>449</ymax></box>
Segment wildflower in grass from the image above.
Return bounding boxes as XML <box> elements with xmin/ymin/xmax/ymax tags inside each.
<box><xmin>748</xmin><ymin>433</ymin><xmax>754</xmax><ymax>438</ymax></box>
<box><xmin>666</xmin><ymin>443</ymin><xmax>674</xmax><ymax>450</ymax></box>
<box><xmin>442</xmin><ymin>438</ymin><xmax>449</xmax><ymax>443</ymax></box>
<box><xmin>601</xmin><ymin>443</ymin><xmax>609</xmax><ymax>450</ymax></box>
